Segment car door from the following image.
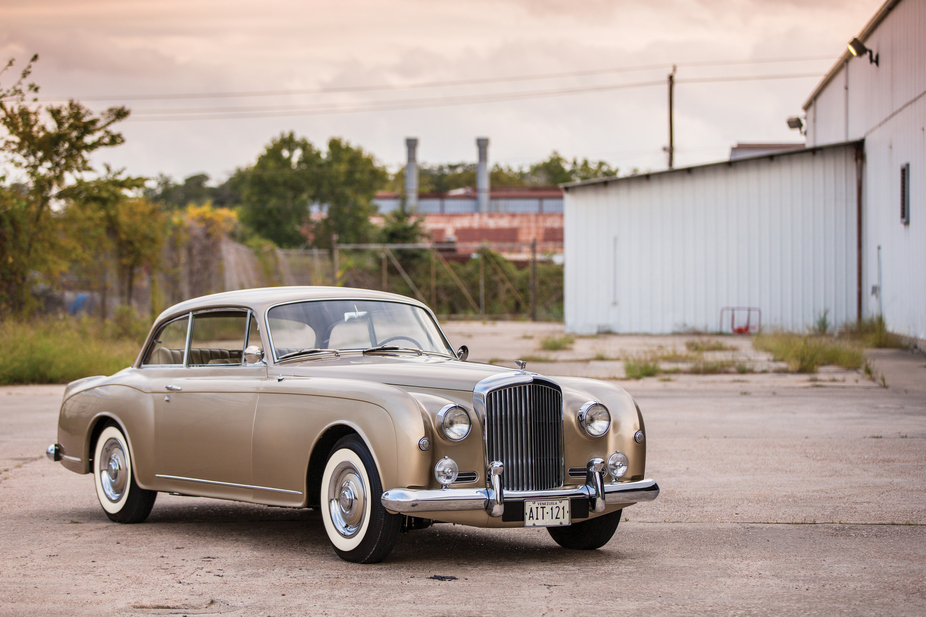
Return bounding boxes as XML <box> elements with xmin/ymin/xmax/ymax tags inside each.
<box><xmin>145</xmin><ymin>309</ymin><xmax>266</xmax><ymax>502</ymax></box>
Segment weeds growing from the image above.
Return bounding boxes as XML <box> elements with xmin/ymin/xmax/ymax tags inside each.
<box><xmin>753</xmin><ymin>332</ymin><xmax>865</xmax><ymax>373</ymax></box>
<box><xmin>624</xmin><ymin>355</ymin><xmax>661</xmax><ymax>379</ymax></box>
<box><xmin>0</xmin><ymin>314</ymin><xmax>148</xmax><ymax>385</ymax></box>
<box><xmin>684</xmin><ymin>338</ymin><xmax>734</xmax><ymax>353</ymax></box>
<box><xmin>538</xmin><ymin>335</ymin><xmax>575</xmax><ymax>351</ymax></box>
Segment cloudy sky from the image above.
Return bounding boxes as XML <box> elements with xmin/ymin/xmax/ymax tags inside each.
<box><xmin>3</xmin><ymin>0</ymin><xmax>885</xmax><ymax>183</ymax></box>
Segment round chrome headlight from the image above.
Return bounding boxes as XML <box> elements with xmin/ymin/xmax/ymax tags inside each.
<box><xmin>578</xmin><ymin>401</ymin><xmax>611</xmax><ymax>437</ymax></box>
<box><xmin>608</xmin><ymin>451</ymin><xmax>629</xmax><ymax>479</ymax></box>
<box><xmin>434</xmin><ymin>457</ymin><xmax>459</xmax><ymax>486</ymax></box>
<box><xmin>437</xmin><ymin>404</ymin><xmax>471</xmax><ymax>441</ymax></box>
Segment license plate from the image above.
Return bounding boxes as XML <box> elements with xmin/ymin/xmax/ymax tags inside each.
<box><xmin>524</xmin><ymin>498</ymin><xmax>571</xmax><ymax>527</ymax></box>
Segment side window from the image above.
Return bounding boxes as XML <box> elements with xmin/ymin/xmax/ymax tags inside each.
<box><xmin>142</xmin><ymin>317</ymin><xmax>189</xmax><ymax>366</ymax></box>
<box><xmin>188</xmin><ymin>311</ymin><xmax>248</xmax><ymax>367</ymax></box>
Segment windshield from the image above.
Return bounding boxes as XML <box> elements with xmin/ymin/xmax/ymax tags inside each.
<box><xmin>266</xmin><ymin>300</ymin><xmax>454</xmax><ymax>361</ymax></box>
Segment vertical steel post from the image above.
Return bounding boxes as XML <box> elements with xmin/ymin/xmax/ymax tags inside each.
<box><xmin>430</xmin><ymin>250</ymin><xmax>436</xmax><ymax>309</ymax></box>
<box><xmin>331</xmin><ymin>234</ymin><xmax>339</xmax><ymax>286</ymax></box>
<box><xmin>667</xmin><ymin>65</ymin><xmax>676</xmax><ymax>170</ymax></box>
<box><xmin>381</xmin><ymin>249</ymin><xmax>387</xmax><ymax>291</ymax></box>
<box><xmin>530</xmin><ymin>239</ymin><xmax>537</xmax><ymax>321</ymax></box>
<box><xmin>479</xmin><ymin>251</ymin><xmax>485</xmax><ymax>316</ymax></box>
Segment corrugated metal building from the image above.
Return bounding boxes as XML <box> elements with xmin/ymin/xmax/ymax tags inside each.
<box><xmin>564</xmin><ymin>143</ymin><xmax>861</xmax><ymax>334</ymax></box>
<box><xmin>804</xmin><ymin>0</ymin><xmax>925</xmax><ymax>344</ymax></box>
<box><xmin>564</xmin><ymin>0</ymin><xmax>924</xmax><ymax>344</ymax></box>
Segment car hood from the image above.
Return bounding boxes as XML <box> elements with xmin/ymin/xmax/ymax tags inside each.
<box><xmin>276</xmin><ymin>354</ymin><xmax>523</xmax><ymax>393</ymax></box>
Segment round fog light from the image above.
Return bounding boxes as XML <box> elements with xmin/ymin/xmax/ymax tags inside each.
<box><xmin>607</xmin><ymin>451</ymin><xmax>629</xmax><ymax>479</ymax></box>
<box><xmin>634</xmin><ymin>430</ymin><xmax>645</xmax><ymax>444</ymax></box>
<box><xmin>434</xmin><ymin>457</ymin><xmax>459</xmax><ymax>486</ymax></box>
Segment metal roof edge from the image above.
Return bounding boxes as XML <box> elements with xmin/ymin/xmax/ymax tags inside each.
<box><xmin>802</xmin><ymin>0</ymin><xmax>902</xmax><ymax>111</ymax></box>
<box><xmin>561</xmin><ymin>140</ymin><xmax>863</xmax><ymax>191</ymax></box>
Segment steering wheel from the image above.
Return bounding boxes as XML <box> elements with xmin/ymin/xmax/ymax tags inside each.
<box><xmin>378</xmin><ymin>335</ymin><xmax>423</xmax><ymax>349</ymax></box>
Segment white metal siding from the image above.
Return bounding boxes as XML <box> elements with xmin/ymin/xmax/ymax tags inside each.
<box><xmin>565</xmin><ymin>145</ymin><xmax>860</xmax><ymax>335</ymax></box>
<box><xmin>805</xmin><ymin>0</ymin><xmax>926</xmax><ymax>342</ymax></box>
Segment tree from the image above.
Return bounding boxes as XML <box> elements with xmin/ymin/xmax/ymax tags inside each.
<box><xmin>236</xmin><ymin>134</ymin><xmax>385</xmax><ymax>249</ymax></box>
<box><xmin>0</xmin><ymin>54</ymin><xmax>130</xmax><ymax>313</ymax></box>
<box><xmin>528</xmin><ymin>151</ymin><xmax>617</xmax><ymax>185</ymax></box>
<box><xmin>62</xmin><ymin>171</ymin><xmax>164</xmax><ymax>307</ymax></box>
<box><xmin>313</xmin><ymin>138</ymin><xmax>386</xmax><ymax>247</ymax></box>
<box><xmin>237</xmin><ymin>132</ymin><xmax>321</xmax><ymax>248</ymax></box>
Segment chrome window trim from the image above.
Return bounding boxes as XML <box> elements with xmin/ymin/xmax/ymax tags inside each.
<box><xmin>139</xmin><ymin>312</ymin><xmax>192</xmax><ymax>368</ymax></box>
<box><xmin>186</xmin><ymin>307</ymin><xmax>251</xmax><ymax>369</ymax></box>
<box><xmin>263</xmin><ymin>297</ymin><xmax>456</xmax><ymax>364</ymax></box>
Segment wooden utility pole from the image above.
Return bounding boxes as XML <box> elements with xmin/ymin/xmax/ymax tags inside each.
<box><xmin>667</xmin><ymin>65</ymin><xmax>676</xmax><ymax>169</ymax></box>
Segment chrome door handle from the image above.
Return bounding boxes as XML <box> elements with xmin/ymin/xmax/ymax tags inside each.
<box><xmin>165</xmin><ymin>385</ymin><xmax>182</xmax><ymax>391</ymax></box>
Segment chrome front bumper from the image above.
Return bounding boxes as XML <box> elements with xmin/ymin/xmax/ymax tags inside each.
<box><xmin>381</xmin><ymin>460</ymin><xmax>659</xmax><ymax>518</ymax></box>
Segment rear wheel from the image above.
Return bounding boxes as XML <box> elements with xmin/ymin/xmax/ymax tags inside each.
<box><xmin>547</xmin><ymin>509</ymin><xmax>621</xmax><ymax>550</ymax></box>
<box><xmin>320</xmin><ymin>435</ymin><xmax>401</xmax><ymax>563</ymax></box>
<box><xmin>93</xmin><ymin>424</ymin><xmax>157</xmax><ymax>524</ymax></box>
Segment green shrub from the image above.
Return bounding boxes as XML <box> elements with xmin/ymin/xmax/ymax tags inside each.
<box><xmin>0</xmin><ymin>317</ymin><xmax>142</xmax><ymax>385</ymax></box>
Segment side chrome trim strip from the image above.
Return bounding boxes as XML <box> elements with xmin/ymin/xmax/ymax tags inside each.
<box><xmin>155</xmin><ymin>474</ymin><xmax>303</xmax><ymax>495</ymax></box>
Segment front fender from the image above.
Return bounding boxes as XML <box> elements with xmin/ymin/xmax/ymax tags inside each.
<box><xmin>252</xmin><ymin>376</ymin><xmax>432</xmax><ymax>506</ymax></box>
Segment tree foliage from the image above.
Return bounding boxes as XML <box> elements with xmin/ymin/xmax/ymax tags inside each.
<box><xmin>385</xmin><ymin>152</ymin><xmax>617</xmax><ymax>196</ymax></box>
<box><xmin>236</xmin><ymin>133</ymin><xmax>385</xmax><ymax>249</ymax></box>
<box><xmin>0</xmin><ymin>55</ymin><xmax>134</xmax><ymax>313</ymax></box>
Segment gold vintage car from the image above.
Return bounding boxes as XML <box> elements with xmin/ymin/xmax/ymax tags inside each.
<box><xmin>47</xmin><ymin>287</ymin><xmax>659</xmax><ymax>563</ymax></box>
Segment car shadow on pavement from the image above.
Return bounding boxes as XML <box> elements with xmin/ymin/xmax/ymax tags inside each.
<box><xmin>65</xmin><ymin>498</ymin><xmax>632</xmax><ymax>566</ymax></box>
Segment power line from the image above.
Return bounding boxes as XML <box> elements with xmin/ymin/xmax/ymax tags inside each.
<box><xmin>124</xmin><ymin>73</ymin><xmax>823</xmax><ymax>122</ymax></box>
<box><xmin>37</xmin><ymin>55</ymin><xmax>835</xmax><ymax>103</ymax></box>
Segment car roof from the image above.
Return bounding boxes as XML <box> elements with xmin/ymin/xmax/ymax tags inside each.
<box><xmin>154</xmin><ymin>286</ymin><xmax>430</xmax><ymax>324</ymax></box>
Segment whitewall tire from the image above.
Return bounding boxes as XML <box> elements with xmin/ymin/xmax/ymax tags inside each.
<box><xmin>93</xmin><ymin>424</ymin><xmax>156</xmax><ymax>524</ymax></box>
<box><xmin>320</xmin><ymin>435</ymin><xmax>401</xmax><ymax>563</ymax></box>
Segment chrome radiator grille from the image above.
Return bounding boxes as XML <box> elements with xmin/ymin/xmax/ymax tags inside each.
<box><xmin>484</xmin><ymin>382</ymin><xmax>564</xmax><ymax>492</ymax></box>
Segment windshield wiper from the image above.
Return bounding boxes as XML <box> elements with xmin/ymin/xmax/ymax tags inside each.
<box><xmin>362</xmin><ymin>345</ymin><xmax>423</xmax><ymax>356</ymax></box>
<box><xmin>277</xmin><ymin>348</ymin><xmax>341</xmax><ymax>361</ymax></box>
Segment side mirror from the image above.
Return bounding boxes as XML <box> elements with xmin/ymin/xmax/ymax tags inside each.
<box><xmin>244</xmin><ymin>345</ymin><xmax>264</xmax><ymax>365</ymax></box>
<box><xmin>457</xmin><ymin>345</ymin><xmax>469</xmax><ymax>361</ymax></box>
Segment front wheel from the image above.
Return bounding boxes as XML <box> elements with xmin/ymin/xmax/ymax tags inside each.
<box><xmin>547</xmin><ymin>509</ymin><xmax>621</xmax><ymax>550</ymax></box>
<box><xmin>320</xmin><ymin>435</ymin><xmax>401</xmax><ymax>563</ymax></box>
<box><xmin>93</xmin><ymin>424</ymin><xmax>157</xmax><ymax>523</ymax></box>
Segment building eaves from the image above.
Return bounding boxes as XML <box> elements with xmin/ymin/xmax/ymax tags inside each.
<box><xmin>561</xmin><ymin>140</ymin><xmax>862</xmax><ymax>192</ymax></box>
<box><xmin>802</xmin><ymin>0</ymin><xmax>902</xmax><ymax>111</ymax></box>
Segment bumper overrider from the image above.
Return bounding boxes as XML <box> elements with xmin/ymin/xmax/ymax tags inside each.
<box><xmin>382</xmin><ymin>459</ymin><xmax>659</xmax><ymax>518</ymax></box>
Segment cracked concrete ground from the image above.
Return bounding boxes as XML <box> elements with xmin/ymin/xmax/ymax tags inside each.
<box><xmin>1</xmin><ymin>324</ymin><xmax>924</xmax><ymax>616</ymax></box>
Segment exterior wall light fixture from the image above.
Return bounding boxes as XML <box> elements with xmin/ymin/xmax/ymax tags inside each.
<box><xmin>848</xmin><ymin>38</ymin><xmax>879</xmax><ymax>66</ymax></box>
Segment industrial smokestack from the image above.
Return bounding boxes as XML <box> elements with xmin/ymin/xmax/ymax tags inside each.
<box><xmin>405</xmin><ymin>137</ymin><xmax>418</xmax><ymax>210</ymax></box>
<box><xmin>476</xmin><ymin>137</ymin><xmax>489</xmax><ymax>213</ymax></box>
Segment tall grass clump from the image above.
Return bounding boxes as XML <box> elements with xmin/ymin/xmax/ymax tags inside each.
<box><xmin>839</xmin><ymin>316</ymin><xmax>906</xmax><ymax>349</ymax></box>
<box><xmin>624</xmin><ymin>355</ymin><xmax>661</xmax><ymax>379</ymax></box>
<box><xmin>538</xmin><ymin>335</ymin><xmax>575</xmax><ymax>351</ymax></box>
<box><xmin>753</xmin><ymin>332</ymin><xmax>865</xmax><ymax>373</ymax></box>
<box><xmin>684</xmin><ymin>338</ymin><xmax>733</xmax><ymax>353</ymax></box>
<box><xmin>0</xmin><ymin>313</ymin><xmax>147</xmax><ymax>385</ymax></box>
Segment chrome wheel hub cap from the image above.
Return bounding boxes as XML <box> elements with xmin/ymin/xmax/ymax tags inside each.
<box><xmin>99</xmin><ymin>438</ymin><xmax>127</xmax><ymax>502</ymax></box>
<box><xmin>328</xmin><ymin>462</ymin><xmax>366</xmax><ymax>538</ymax></box>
